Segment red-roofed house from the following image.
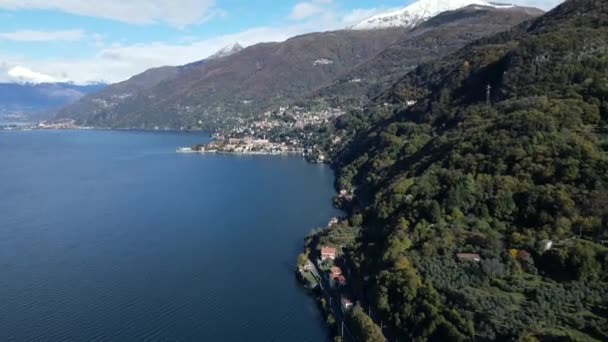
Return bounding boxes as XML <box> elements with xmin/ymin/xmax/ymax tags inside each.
<box><xmin>321</xmin><ymin>246</ymin><xmax>337</xmax><ymax>261</ymax></box>
<box><xmin>328</xmin><ymin>266</ymin><xmax>345</xmax><ymax>288</ymax></box>
<box><xmin>517</xmin><ymin>250</ymin><xmax>531</xmax><ymax>260</ymax></box>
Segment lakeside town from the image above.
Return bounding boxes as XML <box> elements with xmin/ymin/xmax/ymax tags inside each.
<box><xmin>177</xmin><ymin>105</ymin><xmax>347</xmax><ymax>162</ymax></box>
<box><xmin>177</xmin><ymin>135</ymin><xmax>304</xmax><ymax>156</ymax></box>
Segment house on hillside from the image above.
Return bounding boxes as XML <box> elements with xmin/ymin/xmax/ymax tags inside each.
<box><xmin>329</xmin><ymin>266</ymin><xmax>347</xmax><ymax>288</ymax></box>
<box><xmin>517</xmin><ymin>250</ymin><xmax>531</xmax><ymax>260</ymax></box>
<box><xmin>457</xmin><ymin>253</ymin><xmax>481</xmax><ymax>263</ymax></box>
<box><xmin>338</xmin><ymin>189</ymin><xmax>355</xmax><ymax>201</ymax></box>
<box><xmin>327</xmin><ymin>217</ymin><xmax>340</xmax><ymax>227</ymax></box>
<box><xmin>321</xmin><ymin>246</ymin><xmax>336</xmax><ymax>261</ymax></box>
<box><xmin>341</xmin><ymin>296</ymin><xmax>354</xmax><ymax>312</ymax></box>
<box><xmin>298</xmin><ymin>261</ymin><xmax>312</xmax><ymax>273</ymax></box>
<box><xmin>539</xmin><ymin>240</ymin><xmax>553</xmax><ymax>253</ymax></box>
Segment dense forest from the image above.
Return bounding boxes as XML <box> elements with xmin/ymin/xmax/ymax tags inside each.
<box><xmin>325</xmin><ymin>0</ymin><xmax>608</xmax><ymax>340</ymax></box>
<box><xmin>305</xmin><ymin>5</ymin><xmax>542</xmax><ymax>110</ymax></box>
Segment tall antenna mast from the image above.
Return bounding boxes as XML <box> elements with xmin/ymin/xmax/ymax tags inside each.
<box><xmin>486</xmin><ymin>84</ymin><xmax>492</xmax><ymax>105</ymax></box>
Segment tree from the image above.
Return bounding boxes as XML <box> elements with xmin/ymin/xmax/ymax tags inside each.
<box><xmin>297</xmin><ymin>253</ymin><xmax>308</xmax><ymax>267</ymax></box>
<box><xmin>430</xmin><ymin>200</ymin><xmax>442</xmax><ymax>223</ymax></box>
<box><xmin>382</xmin><ymin>231</ymin><xmax>412</xmax><ymax>263</ymax></box>
<box><xmin>481</xmin><ymin>258</ymin><xmax>507</xmax><ymax>277</ymax></box>
<box><xmin>346</xmin><ymin>305</ymin><xmax>385</xmax><ymax>342</ymax></box>
<box><xmin>568</xmin><ymin>245</ymin><xmax>601</xmax><ymax>281</ymax></box>
<box><xmin>351</xmin><ymin>213</ymin><xmax>364</xmax><ymax>227</ymax></box>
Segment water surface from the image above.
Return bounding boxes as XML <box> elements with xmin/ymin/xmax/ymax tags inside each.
<box><xmin>0</xmin><ymin>130</ymin><xmax>338</xmax><ymax>341</ymax></box>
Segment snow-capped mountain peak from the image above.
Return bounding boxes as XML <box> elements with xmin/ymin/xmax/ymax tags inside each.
<box><xmin>208</xmin><ymin>42</ymin><xmax>244</xmax><ymax>60</ymax></box>
<box><xmin>350</xmin><ymin>0</ymin><xmax>514</xmax><ymax>30</ymax></box>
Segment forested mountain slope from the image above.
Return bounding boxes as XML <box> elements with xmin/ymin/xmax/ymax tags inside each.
<box><xmin>308</xmin><ymin>5</ymin><xmax>542</xmax><ymax>109</ymax></box>
<box><xmin>0</xmin><ymin>82</ymin><xmax>105</xmax><ymax>121</ymax></box>
<box><xmin>331</xmin><ymin>0</ymin><xmax>608</xmax><ymax>340</ymax></box>
<box><xmin>53</xmin><ymin>65</ymin><xmax>182</xmax><ymax>126</ymax></box>
<box><xmin>57</xmin><ymin>29</ymin><xmax>408</xmax><ymax>129</ymax></box>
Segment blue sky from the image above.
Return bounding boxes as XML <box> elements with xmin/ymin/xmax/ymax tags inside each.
<box><xmin>0</xmin><ymin>0</ymin><xmax>563</xmax><ymax>84</ymax></box>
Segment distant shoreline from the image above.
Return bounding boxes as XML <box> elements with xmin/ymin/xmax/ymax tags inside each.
<box><xmin>0</xmin><ymin>125</ymin><xmax>211</xmax><ymax>135</ymax></box>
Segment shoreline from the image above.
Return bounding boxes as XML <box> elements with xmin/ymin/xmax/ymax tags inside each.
<box><xmin>176</xmin><ymin>135</ymin><xmax>326</xmax><ymax>162</ymax></box>
<box><xmin>176</xmin><ymin>148</ymin><xmax>303</xmax><ymax>156</ymax></box>
<box><xmin>0</xmin><ymin>125</ymin><xmax>207</xmax><ymax>133</ymax></box>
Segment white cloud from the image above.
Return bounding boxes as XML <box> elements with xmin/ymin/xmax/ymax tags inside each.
<box><xmin>7</xmin><ymin>65</ymin><xmax>61</xmax><ymax>83</ymax></box>
<box><xmin>290</xmin><ymin>0</ymin><xmax>333</xmax><ymax>20</ymax></box>
<box><xmin>514</xmin><ymin>0</ymin><xmax>564</xmax><ymax>10</ymax></box>
<box><xmin>0</xmin><ymin>29</ymin><xmax>85</xmax><ymax>42</ymax></box>
<box><xmin>0</xmin><ymin>0</ymin><xmax>217</xmax><ymax>28</ymax></box>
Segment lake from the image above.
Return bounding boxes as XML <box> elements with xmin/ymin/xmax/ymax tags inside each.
<box><xmin>0</xmin><ymin>130</ymin><xmax>340</xmax><ymax>341</ymax></box>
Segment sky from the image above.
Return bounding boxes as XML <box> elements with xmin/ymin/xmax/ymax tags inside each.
<box><xmin>0</xmin><ymin>0</ymin><xmax>565</xmax><ymax>85</ymax></box>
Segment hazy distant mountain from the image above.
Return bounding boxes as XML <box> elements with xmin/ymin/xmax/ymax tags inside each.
<box><xmin>51</xmin><ymin>62</ymin><xmax>195</xmax><ymax>126</ymax></box>
<box><xmin>0</xmin><ymin>82</ymin><xmax>105</xmax><ymax>122</ymax></box>
<box><xmin>350</xmin><ymin>0</ymin><xmax>517</xmax><ymax>30</ymax></box>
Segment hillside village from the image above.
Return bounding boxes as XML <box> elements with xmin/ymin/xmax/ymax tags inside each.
<box><xmin>179</xmin><ymin>105</ymin><xmax>347</xmax><ymax>161</ymax></box>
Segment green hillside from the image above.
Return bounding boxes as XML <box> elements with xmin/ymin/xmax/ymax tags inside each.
<box><xmin>331</xmin><ymin>0</ymin><xmax>608</xmax><ymax>340</ymax></box>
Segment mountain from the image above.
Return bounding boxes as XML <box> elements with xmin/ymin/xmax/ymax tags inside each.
<box><xmin>208</xmin><ymin>43</ymin><xmax>244</xmax><ymax>60</ymax></box>
<box><xmin>57</xmin><ymin>29</ymin><xmax>409</xmax><ymax>129</ymax></box>
<box><xmin>350</xmin><ymin>0</ymin><xmax>517</xmax><ymax>30</ymax></box>
<box><xmin>308</xmin><ymin>4</ymin><xmax>542</xmax><ymax>108</ymax></box>
<box><xmin>54</xmin><ymin>65</ymin><xmax>182</xmax><ymax>125</ymax></box>
<box><xmin>53</xmin><ymin>42</ymin><xmax>250</xmax><ymax>127</ymax></box>
<box><xmin>325</xmin><ymin>0</ymin><xmax>608</xmax><ymax>340</ymax></box>
<box><xmin>0</xmin><ymin>82</ymin><xmax>105</xmax><ymax>122</ymax></box>
<box><xmin>58</xmin><ymin>3</ymin><xmax>541</xmax><ymax>130</ymax></box>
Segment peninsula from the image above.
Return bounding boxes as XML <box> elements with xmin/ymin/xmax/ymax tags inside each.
<box><xmin>177</xmin><ymin>135</ymin><xmax>304</xmax><ymax>156</ymax></box>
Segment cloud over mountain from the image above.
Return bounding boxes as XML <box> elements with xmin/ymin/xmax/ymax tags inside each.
<box><xmin>7</xmin><ymin>66</ymin><xmax>60</xmax><ymax>83</ymax></box>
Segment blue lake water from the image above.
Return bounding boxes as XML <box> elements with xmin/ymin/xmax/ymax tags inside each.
<box><xmin>0</xmin><ymin>130</ymin><xmax>339</xmax><ymax>341</ymax></box>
